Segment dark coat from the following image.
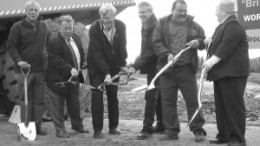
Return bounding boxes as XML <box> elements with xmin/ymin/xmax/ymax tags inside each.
<box><xmin>132</xmin><ymin>14</ymin><xmax>158</xmax><ymax>74</ymax></box>
<box><xmin>7</xmin><ymin>16</ymin><xmax>49</xmax><ymax>73</ymax></box>
<box><xmin>207</xmin><ymin>15</ymin><xmax>249</xmax><ymax>81</ymax></box>
<box><xmin>46</xmin><ymin>33</ymin><xmax>85</xmax><ymax>92</ymax></box>
<box><xmin>87</xmin><ymin>19</ymin><xmax>127</xmax><ymax>77</ymax></box>
<box><xmin>153</xmin><ymin>15</ymin><xmax>205</xmax><ymax>73</ymax></box>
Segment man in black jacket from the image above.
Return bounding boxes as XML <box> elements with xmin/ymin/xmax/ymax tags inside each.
<box><xmin>87</xmin><ymin>4</ymin><xmax>128</xmax><ymax>139</ymax></box>
<box><xmin>46</xmin><ymin>15</ymin><xmax>89</xmax><ymax>138</ymax></box>
<box><xmin>153</xmin><ymin>0</ymin><xmax>206</xmax><ymax>142</ymax></box>
<box><xmin>129</xmin><ymin>1</ymin><xmax>164</xmax><ymax>140</ymax></box>
<box><xmin>7</xmin><ymin>0</ymin><xmax>48</xmax><ymax>136</ymax></box>
<box><xmin>202</xmin><ymin>1</ymin><xmax>249</xmax><ymax>146</ymax></box>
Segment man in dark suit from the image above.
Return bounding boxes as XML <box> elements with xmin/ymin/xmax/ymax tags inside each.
<box><xmin>201</xmin><ymin>0</ymin><xmax>249</xmax><ymax>146</ymax></box>
<box><xmin>46</xmin><ymin>15</ymin><xmax>89</xmax><ymax>138</ymax></box>
<box><xmin>87</xmin><ymin>4</ymin><xmax>128</xmax><ymax>139</ymax></box>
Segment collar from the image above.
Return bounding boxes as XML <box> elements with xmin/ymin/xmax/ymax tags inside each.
<box><xmin>221</xmin><ymin>15</ymin><xmax>236</xmax><ymax>24</ymax></box>
<box><xmin>99</xmin><ymin>20</ymin><xmax>115</xmax><ymax>31</ymax></box>
<box><xmin>142</xmin><ymin>13</ymin><xmax>157</xmax><ymax>29</ymax></box>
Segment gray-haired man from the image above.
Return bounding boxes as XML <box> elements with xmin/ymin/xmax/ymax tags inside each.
<box><xmin>88</xmin><ymin>4</ymin><xmax>128</xmax><ymax>138</ymax></box>
<box><xmin>7</xmin><ymin>0</ymin><xmax>48</xmax><ymax>136</ymax></box>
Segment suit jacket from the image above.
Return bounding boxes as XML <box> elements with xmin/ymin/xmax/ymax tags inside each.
<box><xmin>87</xmin><ymin>19</ymin><xmax>127</xmax><ymax>77</ymax></box>
<box><xmin>207</xmin><ymin>15</ymin><xmax>249</xmax><ymax>81</ymax></box>
<box><xmin>46</xmin><ymin>33</ymin><xmax>85</xmax><ymax>92</ymax></box>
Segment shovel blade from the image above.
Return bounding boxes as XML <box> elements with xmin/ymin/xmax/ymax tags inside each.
<box><xmin>8</xmin><ymin>105</ymin><xmax>21</xmax><ymax>124</ymax></box>
<box><xmin>131</xmin><ymin>84</ymin><xmax>148</xmax><ymax>92</ymax></box>
<box><xmin>17</xmin><ymin>122</ymin><xmax>37</xmax><ymax>141</ymax></box>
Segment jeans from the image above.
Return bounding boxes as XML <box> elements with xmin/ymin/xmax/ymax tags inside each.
<box><xmin>160</xmin><ymin>65</ymin><xmax>205</xmax><ymax>135</ymax></box>
<box><xmin>142</xmin><ymin>71</ymin><xmax>164</xmax><ymax>133</ymax></box>
<box><xmin>17</xmin><ymin>72</ymin><xmax>45</xmax><ymax>128</ymax></box>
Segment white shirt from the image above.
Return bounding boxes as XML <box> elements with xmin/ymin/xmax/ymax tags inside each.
<box><xmin>67</xmin><ymin>38</ymin><xmax>81</xmax><ymax>70</ymax></box>
<box><xmin>103</xmin><ymin>25</ymin><xmax>116</xmax><ymax>46</ymax></box>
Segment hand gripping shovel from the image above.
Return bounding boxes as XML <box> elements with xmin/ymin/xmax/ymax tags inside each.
<box><xmin>17</xmin><ymin>66</ymin><xmax>37</xmax><ymax>141</ymax></box>
<box><xmin>92</xmin><ymin>73</ymin><xmax>125</xmax><ymax>92</ymax></box>
<box><xmin>131</xmin><ymin>46</ymin><xmax>191</xmax><ymax>93</ymax></box>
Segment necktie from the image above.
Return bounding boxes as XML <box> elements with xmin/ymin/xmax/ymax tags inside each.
<box><xmin>67</xmin><ymin>39</ymin><xmax>78</xmax><ymax>70</ymax></box>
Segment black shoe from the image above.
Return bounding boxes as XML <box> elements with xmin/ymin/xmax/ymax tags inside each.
<box><xmin>194</xmin><ymin>130</ymin><xmax>206</xmax><ymax>142</ymax></box>
<box><xmin>37</xmin><ymin>128</ymin><xmax>47</xmax><ymax>136</ymax></box>
<box><xmin>159</xmin><ymin>134</ymin><xmax>178</xmax><ymax>141</ymax></box>
<box><xmin>209</xmin><ymin>139</ymin><xmax>229</xmax><ymax>144</ymax></box>
<box><xmin>153</xmin><ymin>125</ymin><xmax>165</xmax><ymax>134</ymax></box>
<box><xmin>228</xmin><ymin>141</ymin><xmax>246</xmax><ymax>146</ymax></box>
<box><xmin>56</xmin><ymin>131</ymin><xmax>70</xmax><ymax>138</ymax></box>
<box><xmin>72</xmin><ymin>127</ymin><xmax>89</xmax><ymax>133</ymax></box>
<box><xmin>109</xmin><ymin>128</ymin><xmax>121</xmax><ymax>135</ymax></box>
<box><xmin>136</xmin><ymin>131</ymin><xmax>152</xmax><ymax>140</ymax></box>
<box><xmin>93</xmin><ymin>131</ymin><xmax>105</xmax><ymax>139</ymax></box>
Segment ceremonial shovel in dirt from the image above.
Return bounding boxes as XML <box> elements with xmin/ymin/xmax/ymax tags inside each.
<box><xmin>131</xmin><ymin>46</ymin><xmax>191</xmax><ymax>93</ymax></box>
<box><xmin>187</xmin><ymin>39</ymin><xmax>212</xmax><ymax>127</ymax></box>
<box><xmin>17</xmin><ymin>66</ymin><xmax>37</xmax><ymax>141</ymax></box>
<box><xmin>91</xmin><ymin>72</ymin><xmax>132</xmax><ymax>92</ymax></box>
<box><xmin>187</xmin><ymin>67</ymin><xmax>206</xmax><ymax>127</ymax></box>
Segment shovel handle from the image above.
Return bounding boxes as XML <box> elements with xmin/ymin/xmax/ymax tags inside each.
<box><xmin>148</xmin><ymin>46</ymin><xmax>191</xmax><ymax>89</ymax></box>
<box><xmin>20</xmin><ymin>66</ymin><xmax>30</xmax><ymax>106</ymax></box>
<box><xmin>96</xmin><ymin>73</ymin><xmax>122</xmax><ymax>92</ymax></box>
<box><xmin>187</xmin><ymin>40</ymin><xmax>211</xmax><ymax>127</ymax></box>
<box><xmin>20</xmin><ymin>66</ymin><xmax>30</xmax><ymax>124</ymax></box>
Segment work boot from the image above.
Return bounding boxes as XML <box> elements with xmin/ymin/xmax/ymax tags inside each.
<box><xmin>194</xmin><ymin>130</ymin><xmax>206</xmax><ymax>142</ymax></box>
<box><xmin>153</xmin><ymin>124</ymin><xmax>165</xmax><ymax>134</ymax></box>
<box><xmin>36</xmin><ymin>127</ymin><xmax>47</xmax><ymax>136</ymax></box>
<box><xmin>159</xmin><ymin>133</ymin><xmax>179</xmax><ymax>141</ymax></box>
<box><xmin>108</xmin><ymin>128</ymin><xmax>121</xmax><ymax>135</ymax></box>
<box><xmin>136</xmin><ymin>131</ymin><xmax>152</xmax><ymax>140</ymax></box>
<box><xmin>56</xmin><ymin>130</ymin><xmax>70</xmax><ymax>138</ymax></box>
<box><xmin>93</xmin><ymin>131</ymin><xmax>105</xmax><ymax>139</ymax></box>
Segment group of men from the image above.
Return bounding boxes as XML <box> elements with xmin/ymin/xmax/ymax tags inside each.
<box><xmin>6</xmin><ymin>0</ymin><xmax>249</xmax><ymax>146</ymax></box>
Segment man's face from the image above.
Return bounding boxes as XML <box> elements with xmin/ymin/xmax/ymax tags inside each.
<box><xmin>216</xmin><ymin>5</ymin><xmax>225</xmax><ymax>23</ymax></box>
<box><xmin>100</xmin><ymin>11</ymin><xmax>115</xmax><ymax>29</ymax></box>
<box><xmin>171</xmin><ymin>2</ymin><xmax>187</xmax><ymax>23</ymax></box>
<box><xmin>60</xmin><ymin>21</ymin><xmax>74</xmax><ymax>40</ymax></box>
<box><xmin>25</xmin><ymin>4</ymin><xmax>40</xmax><ymax>21</ymax></box>
<box><xmin>138</xmin><ymin>7</ymin><xmax>152</xmax><ymax>23</ymax></box>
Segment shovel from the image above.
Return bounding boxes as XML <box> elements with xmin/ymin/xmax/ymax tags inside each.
<box><xmin>131</xmin><ymin>46</ymin><xmax>191</xmax><ymax>93</ymax></box>
<box><xmin>93</xmin><ymin>72</ymin><xmax>126</xmax><ymax>92</ymax></box>
<box><xmin>187</xmin><ymin>67</ymin><xmax>206</xmax><ymax>127</ymax></box>
<box><xmin>187</xmin><ymin>39</ymin><xmax>212</xmax><ymax>127</ymax></box>
<box><xmin>17</xmin><ymin>66</ymin><xmax>37</xmax><ymax>141</ymax></box>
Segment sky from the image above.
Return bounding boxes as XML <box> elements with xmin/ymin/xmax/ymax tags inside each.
<box><xmin>116</xmin><ymin>0</ymin><xmax>260</xmax><ymax>63</ymax></box>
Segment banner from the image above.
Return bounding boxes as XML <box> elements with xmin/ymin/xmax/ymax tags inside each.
<box><xmin>237</xmin><ymin>0</ymin><xmax>260</xmax><ymax>48</ymax></box>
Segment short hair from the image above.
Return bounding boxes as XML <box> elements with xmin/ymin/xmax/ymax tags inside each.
<box><xmin>219</xmin><ymin>0</ymin><xmax>235</xmax><ymax>14</ymax></box>
<box><xmin>138</xmin><ymin>1</ymin><xmax>153</xmax><ymax>13</ymax></box>
<box><xmin>58</xmin><ymin>15</ymin><xmax>74</xmax><ymax>25</ymax></box>
<box><xmin>171</xmin><ymin>0</ymin><xmax>187</xmax><ymax>11</ymax></box>
<box><xmin>25</xmin><ymin>0</ymin><xmax>41</xmax><ymax>10</ymax></box>
<box><xmin>99</xmin><ymin>3</ymin><xmax>117</xmax><ymax>15</ymax></box>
